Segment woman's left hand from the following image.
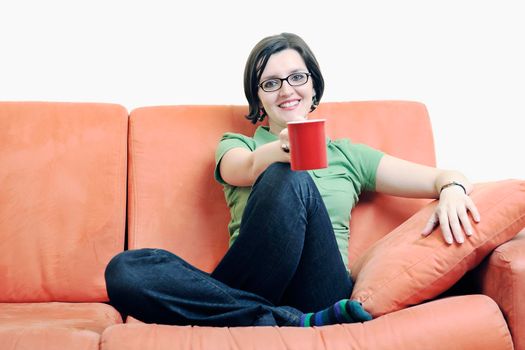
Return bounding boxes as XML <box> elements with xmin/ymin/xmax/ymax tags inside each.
<box><xmin>421</xmin><ymin>186</ymin><xmax>481</xmax><ymax>244</ymax></box>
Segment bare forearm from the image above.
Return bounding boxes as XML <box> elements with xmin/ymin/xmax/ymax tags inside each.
<box><xmin>249</xmin><ymin>140</ymin><xmax>290</xmax><ymax>182</ymax></box>
<box><xmin>375</xmin><ymin>155</ymin><xmax>474</xmax><ymax>199</ymax></box>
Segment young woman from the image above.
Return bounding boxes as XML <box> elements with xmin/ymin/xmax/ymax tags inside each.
<box><xmin>105</xmin><ymin>32</ymin><xmax>480</xmax><ymax>328</ymax></box>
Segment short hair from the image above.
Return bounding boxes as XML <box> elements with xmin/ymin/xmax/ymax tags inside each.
<box><xmin>243</xmin><ymin>33</ymin><xmax>325</xmax><ymax>124</ymax></box>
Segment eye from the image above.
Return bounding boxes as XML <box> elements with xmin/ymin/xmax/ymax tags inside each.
<box><xmin>261</xmin><ymin>79</ymin><xmax>279</xmax><ymax>90</ymax></box>
<box><xmin>290</xmin><ymin>73</ymin><xmax>307</xmax><ymax>83</ymax></box>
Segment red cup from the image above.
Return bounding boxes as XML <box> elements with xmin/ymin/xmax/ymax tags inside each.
<box><xmin>287</xmin><ymin>119</ymin><xmax>327</xmax><ymax>171</ymax></box>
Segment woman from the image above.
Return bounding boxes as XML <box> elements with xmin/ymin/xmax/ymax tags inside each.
<box><xmin>105</xmin><ymin>32</ymin><xmax>480</xmax><ymax>328</ymax></box>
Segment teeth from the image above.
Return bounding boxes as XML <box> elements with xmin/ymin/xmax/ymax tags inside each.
<box><xmin>280</xmin><ymin>100</ymin><xmax>299</xmax><ymax>108</ymax></box>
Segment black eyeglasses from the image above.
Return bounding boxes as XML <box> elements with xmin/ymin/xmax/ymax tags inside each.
<box><xmin>259</xmin><ymin>72</ymin><xmax>312</xmax><ymax>92</ymax></box>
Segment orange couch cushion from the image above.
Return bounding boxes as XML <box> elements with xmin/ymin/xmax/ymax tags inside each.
<box><xmin>0</xmin><ymin>302</ymin><xmax>122</xmax><ymax>350</ymax></box>
<box><xmin>478</xmin><ymin>229</ymin><xmax>525</xmax><ymax>350</ymax></box>
<box><xmin>127</xmin><ymin>101</ymin><xmax>434</xmax><ymax>271</ymax></box>
<box><xmin>0</xmin><ymin>302</ymin><xmax>122</xmax><ymax>334</ymax></box>
<box><xmin>351</xmin><ymin>180</ymin><xmax>525</xmax><ymax>317</ymax></box>
<box><xmin>0</xmin><ymin>102</ymin><xmax>128</xmax><ymax>302</ymax></box>
<box><xmin>102</xmin><ymin>296</ymin><xmax>512</xmax><ymax>350</ymax></box>
<box><xmin>0</xmin><ymin>328</ymin><xmax>101</xmax><ymax>350</ymax></box>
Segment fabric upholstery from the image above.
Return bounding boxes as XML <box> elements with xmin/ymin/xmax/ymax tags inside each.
<box><xmin>2</xmin><ymin>100</ymin><xmax>518</xmax><ymax>349</ymax></box>
<box><xmin>0</xmin><ymin>328</ymin><xmax>100</xmax><ymax>350</ymax></box>
<box><xmin>0</xmin><ymin>302</ymin><xmax>122</xmax><ymax>350</ymax></box>
<box><xmin>479</xmin><ymin>229</ymin><xmax>525</xmax><ymax>350</ymax></box>
<box><xmin>351</xmin><ymin>180</ymin><xmax>525</xmax><ymax>316</ymax></box>
<box><xmin>0</xmin><ymin>102</ymin><xmax>128</xmax><ymax>302</ymax></box>
<box><xmin>101</xmin><ymin>295</ymin><xmax>512</xmax><ymax>350</ymax></box>
<box><xmin>0</xmin><ymin>302</ymin><xmax>122</xmax><ymax>333</ymax></box>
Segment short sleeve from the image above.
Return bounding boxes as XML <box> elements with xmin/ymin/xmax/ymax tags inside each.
<box><xmin>333</xmin><ymin>139</ymin><xmax>384</xmax><ymax>192</ymax></box>
<box><xmin>214</xmin><ymin>132</ymin><xmax>257</xmax><ymax>184</ymax></box>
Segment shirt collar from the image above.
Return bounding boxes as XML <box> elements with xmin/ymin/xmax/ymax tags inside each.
<box><xmin>253</xmin><ymin>126</ymin><xmax>278</xmax><ymax>145</ymax></box>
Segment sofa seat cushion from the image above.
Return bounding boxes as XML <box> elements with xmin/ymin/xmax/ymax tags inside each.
<box><xmin>0</xmin><ymin>302</ymin><xmax>122</xmax><ymax>350</ymax></box>
<box><xmin>0</xmin><ymin>302</ymin><xmax>122</xmax><ymax>333</ymax></box>
<box><xmin>0</xmin><ymin>327</ymin><xmax>101</xmax><ymax>350</ymax></box>
<box><xmin>351</xmin><ymin>180</ymin><xmax>525</xmax><ymax>317</ymax></box>
<box><xmin>102</xmin><ymin>296</ymin><xmax>511</xmax><ymax>350</ymax></box>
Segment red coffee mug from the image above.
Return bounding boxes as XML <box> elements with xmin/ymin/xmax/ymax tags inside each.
<box><xmin>287</xmin><ymin>119</ymin><xmax>327</xmax><ymax>171</ymax></box>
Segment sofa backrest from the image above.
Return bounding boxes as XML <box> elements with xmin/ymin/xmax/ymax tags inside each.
<box><xmin>0</xmin><ymin>102</ymin><xmax>127</xmax><ymax>302</ymax></box>
<box><xmin>128</xmin><ymin>101</ymin><xmax>435</xmax><ymax>272</ymax></box>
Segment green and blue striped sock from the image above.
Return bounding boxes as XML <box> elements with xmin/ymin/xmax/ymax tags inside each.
<box><xmin>299</xmin><ymin>299</ymin><xmax>372</xmax><ymax>327</ymax></box>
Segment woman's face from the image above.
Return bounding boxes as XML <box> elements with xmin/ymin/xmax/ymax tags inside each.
<box><xmin>257</xmin><ymin>49</ymin><xmax>315</xmax><ymax>134</ymax></box>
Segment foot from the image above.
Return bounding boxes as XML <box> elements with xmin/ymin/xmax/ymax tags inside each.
<box><xmin>299</xmin><ymin>299</ymin><xmax>372</xmax><ymax>327</ymax></box>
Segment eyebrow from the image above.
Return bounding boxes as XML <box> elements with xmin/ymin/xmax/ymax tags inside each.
<box><xmin>260</xmin><ymin>69</ymin><xmax>308</xmax><ymax>81</ymax></box>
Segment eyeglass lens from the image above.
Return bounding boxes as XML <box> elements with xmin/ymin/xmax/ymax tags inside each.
<box><xmin>260</xmin><ymin>72</ymin><xmax>309</xmax><ymax>92</ymax></box>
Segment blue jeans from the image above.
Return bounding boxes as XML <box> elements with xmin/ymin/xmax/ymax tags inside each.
<box><xmin>105</xmin><ymin>163</ymin><xmax>353</xmax><ymax>326</ymax></box>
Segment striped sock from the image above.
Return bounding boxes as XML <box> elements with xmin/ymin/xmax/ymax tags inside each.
<box><xmin>299</xmin><ymin>299</ymin><xmax>372</xmax><ymax>327</ymax></box>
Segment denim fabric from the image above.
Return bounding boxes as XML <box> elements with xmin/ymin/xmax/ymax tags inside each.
<box><xmin>105</xmin><ymin>163</ymin><xmax>353</xmax><ymax>326</ymax></box>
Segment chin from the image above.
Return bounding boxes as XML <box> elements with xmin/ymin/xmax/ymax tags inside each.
<box><xmin>270</xmin><ymin>107</ymin><xmax>309</xmax><ymax>124</ymax></box>
<box><xmin>283</xmin><ymin>110</ymin><xmax>308</xmax><ymax>121</ymax></box>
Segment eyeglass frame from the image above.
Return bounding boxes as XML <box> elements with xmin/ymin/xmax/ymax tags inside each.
<box><xmin>258</xmin><ymin>72</ymin><xmax>312</xmax><ymax>92</ymax></box>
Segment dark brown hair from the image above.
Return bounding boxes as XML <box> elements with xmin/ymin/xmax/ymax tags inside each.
<box><xmin>243</xmin><ymin>33</ymin><xmax>325</xmax><ymax>124</ymax></box>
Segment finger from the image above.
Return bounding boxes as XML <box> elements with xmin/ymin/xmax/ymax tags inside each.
<box><xmin>458</xmin><ymin>207</ymin><xmax>474</xmax><ymax>237</ymax></box>
<box><xmin>438</xmin><ymin>210</ymin><xmax>453</xmax><ymax>244</ymax></box>
<box><xmin>466</xmin><ymin>198</ymin><xmax>481</xmax><ymax>222</ymax></box>
<box><xmin>448</xmin><ymin>208</ymin><xmax>465</xmax><ymax>244</ymax></box>
<box><xmin>279</xmin><ymin>128</ymin><xmax>289</xmax><ymax>141</ymax></box>
<box><xmin>421</xmin><ymin>212</ymin><xmax>438</xmax><ymax>236</ymax></box>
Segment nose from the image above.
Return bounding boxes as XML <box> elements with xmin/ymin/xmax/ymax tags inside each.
<box><xmin>279</xmin><ymin>80</ymin><xmax>294</xmax><ymax>96</ymax></box>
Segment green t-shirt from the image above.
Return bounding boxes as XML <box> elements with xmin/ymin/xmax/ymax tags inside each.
<box><xmin>214</xmin><ymin>126</ymin><xmax>384</xmax><ymax>270</ymax></box>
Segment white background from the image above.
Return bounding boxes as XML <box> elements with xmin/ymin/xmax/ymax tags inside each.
<box><xmin>1</xmin><ymin>0</ymin><xmax>523</xmax><ymax>182</ymax></box>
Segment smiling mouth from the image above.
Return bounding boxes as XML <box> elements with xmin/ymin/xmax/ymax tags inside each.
<box><xmin>279</xmin><ymin>100</ymin><xmax>300</xmax><ymax>108</ymax></box>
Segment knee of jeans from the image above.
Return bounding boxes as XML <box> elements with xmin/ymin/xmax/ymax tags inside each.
<box><xmin>258</xmin><ymin>163</ymin><xmax>314</xmax><ymax>191</ymax></box>
<box><xmin>105</xmin><ymin>250</ymin><xmax>145</xmax><ymax>299</ymax></box>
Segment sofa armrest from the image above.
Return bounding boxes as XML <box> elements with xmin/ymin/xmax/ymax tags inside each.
<box><xmin>478</xmin><ymin>228</ymin><xmax>525</xmax><ymax>350</ymax></box>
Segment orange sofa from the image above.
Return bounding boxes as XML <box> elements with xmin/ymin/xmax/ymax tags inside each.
<box><xmin>1</xmin><ymin>101</ymin><xmax>524</xmax><ymax>350</ymax></box>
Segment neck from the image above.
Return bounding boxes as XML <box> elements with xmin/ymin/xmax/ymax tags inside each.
<box><xmin>268</xmin><ymin>119</ymin><xmax>286</xmax><ymax>136</ymax></box>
